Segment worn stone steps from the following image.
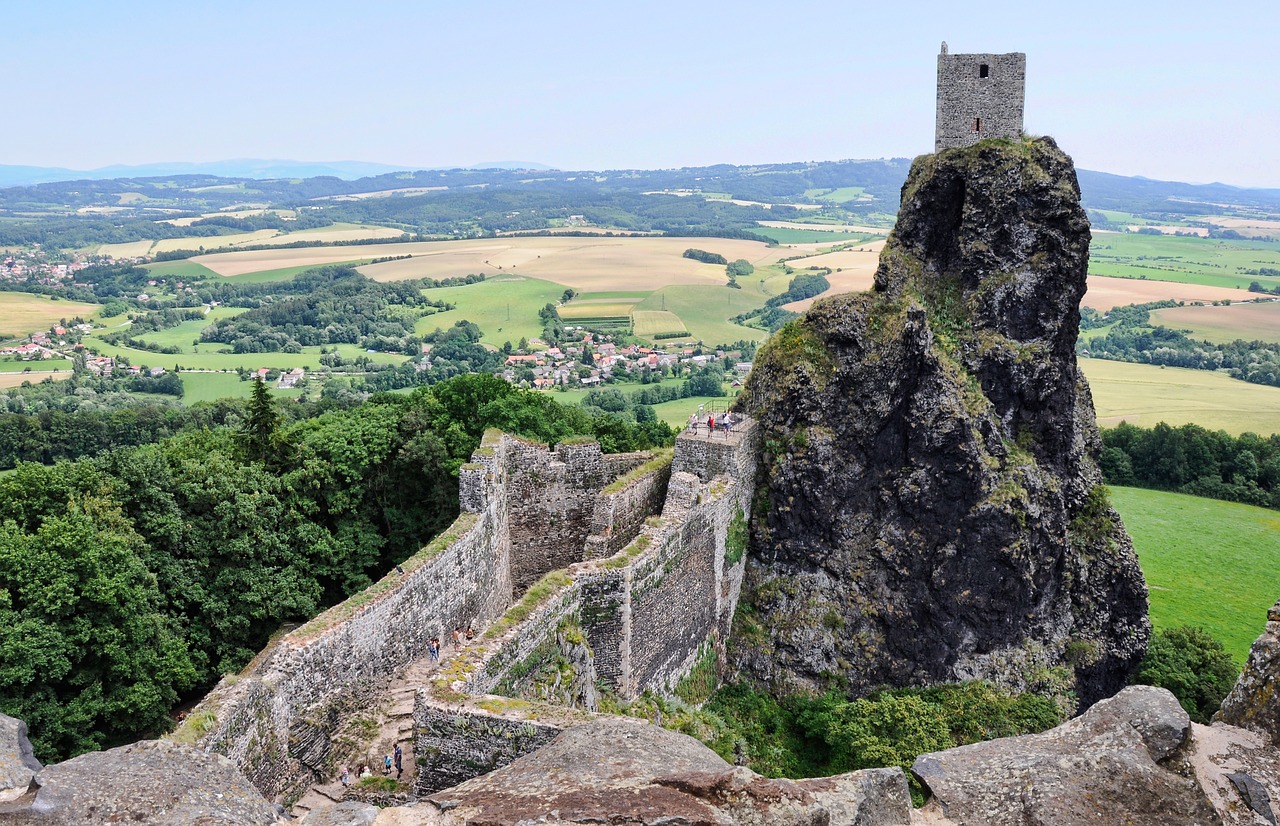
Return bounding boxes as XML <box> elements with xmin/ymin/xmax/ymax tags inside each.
<box><xmin>288</xmin><ymin>646</ymin><xmax>456</xmax><ymax>818</ymax></box>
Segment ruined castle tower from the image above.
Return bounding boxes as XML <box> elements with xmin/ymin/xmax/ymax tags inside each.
<box><xmin>935</xmin><ymin>42</ymin><xmax>1026</xmax><ymax>150</ymax></box>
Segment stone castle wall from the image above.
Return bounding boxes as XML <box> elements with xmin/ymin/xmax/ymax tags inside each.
<box><xmin>414</xmin><ymin>423</ymin><xmax>760</xmax><ymax>793</ymax></box>
<box><xmin>504</xmin><ymin>439</ymin><xmax>651</xmax><ymax>591</ymax></box>
<box><xmin>935</xmin><ymin>50</ymin><xmax>1025</xmax><ymax>150</ymax></box>
<box><xmin>184</xmin><ymin>431</ymin><xmax>661</xmax><ymax>802</ymax></box>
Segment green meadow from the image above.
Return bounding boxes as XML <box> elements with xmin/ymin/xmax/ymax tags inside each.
<box><xmin>803</xmin><ymin>187</ymin><xmax>868</xmax><ymax>203</ymax></box>
<box><xmin>416</xmin><ymin>275</ymin><xmax>569</xmax><ymax>347</ymax></box>
<box><xmin>551</xmin><ymin>376</ymin><xmax>741</xmax><ymax>427</ymax></box>
<box><xmin>82</xmin><ymin>337</ymin><xmax>407</xmax><ymax>372</ymax></box>
<box><xmin>634</xmin><ymin>283</ymin><xmax>769</xmax><ymax>347</ymax></box>
<box><xmin>749</xmin><ymin>227</ymin><xmax>877</xmax><ymax>244</ymax></box>
<box><xmin>219</xmin><ymin>260</ymin><xmax>379</xmax><ymax>284</ymax></box>
<box><xmin>142</xmin><ymin>259</ymin><xmax>221</xmax><ymax>281</ymax></box>
<box><xmin>180</xmin><ymin>371</ymin><xmax>305</xmax><ymax>404</ymax></box>
<box><xmin>1112</xmin><ymin>486</ymin><xmax>1280</xmax><ymax>663</ymax></box>
<box><xmin>1088</xmin><ymin>233</ymin><xmax>1280</xmax><ymax>290</ymax></box>
<box><xmin>132</xmin><ymin>307</ymin><xmax>245</xmax><ymax>351</ymax></box>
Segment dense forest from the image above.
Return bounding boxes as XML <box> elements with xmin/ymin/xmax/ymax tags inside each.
<box><xmin>1099</xmin><ymin>422</ymin><xmax>1280</xmax><ymax>508</ymax></box>
<box><xmin>0</xmin><ymin>375</ymin><xmax>670</xmax><ymax>762</ymax></box>
<box><xmin>198</xmin><ymin>267</ymin><xmax>450</xmax><ymax>354</ymax></box>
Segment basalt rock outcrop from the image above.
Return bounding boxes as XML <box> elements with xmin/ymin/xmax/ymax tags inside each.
<box><xmin>735</xmin><ymin>137</ymin><xmax>1149</xmax><ymax>707</ymax></box>
<box><xmin>912</xmin><ymin>685</ymin><xmax>1280</xmax><ymax>826</ymax></box>
<box><xmin>1216</xmin><ymin>598</ymin><xmax>1280</xmax><ymax>743</ymax></box>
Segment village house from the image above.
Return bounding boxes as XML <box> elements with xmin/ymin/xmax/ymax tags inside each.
<box><xmin>278</xmin><ymin>368</ymin><xmax>305</xmax><ymax>389</ymax></box>
<box><xmin>85</xmin><ymin>357</ymin><xmax>114</xmax><ymax>375</ymax></box>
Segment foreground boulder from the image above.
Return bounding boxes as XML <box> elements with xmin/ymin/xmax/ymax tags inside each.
<box><xmin>0</xmin><ymin>713</ymin><xmax>41</xmax><ymax>804</ymax></box>
<box><xmin>913</xmin><ymin>686</ymin><xmax>1215</xmax><ymax>825</ymax></box>
<box><xmin>415</xmin><ymin>716</ymin><xmax>911</xmax><ymax>825</ymax></box>
<box><xmin>735</xmin><ymin>137</ymin><xmax>1149</xmax><ymax>706</ymax></box>
<box><xmin>912</xmin><ymin>685</ymin><xmax>1279</xmax><ymax>826</ymax></box>
<box><xmin>3</xmin><ymin>738</ymin><xmax>280</xmax><ymax>825</ymax></box>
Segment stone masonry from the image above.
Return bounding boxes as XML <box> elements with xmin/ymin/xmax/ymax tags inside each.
<box><xmin>935</xmin><ymin>43</ymin><xmax>1025</xmax><ymax>150</ymax></box>
<box><xmin>182</xmin><ymin>431</ymin><xmax>659</xmax><ymax>803</ymax></box>
<box><xmin>413</xmin><ymin>420</ymin><xmax>760</xmax><ymax>794</ymax></box>
<box><xmin>178</xmin><ymin>420</ymin><xmax>760</xmax><ymax>803</ymax></box>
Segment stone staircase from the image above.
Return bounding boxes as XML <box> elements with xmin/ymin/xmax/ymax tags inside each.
<box><xmin>288</xmin><ymin>652</ymin><xmax>448</xmax><ymax>819</ymax></box>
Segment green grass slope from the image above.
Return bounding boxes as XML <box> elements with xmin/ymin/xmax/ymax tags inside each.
<box><xmin>1112</xmin><ymin>486</ymin><xmax>1280</xmax><ymax>663</ymax></box>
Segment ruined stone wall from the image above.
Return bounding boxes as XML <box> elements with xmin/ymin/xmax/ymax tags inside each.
<box><xmin>458</xmin><ymin>422</ymin><xmax>760</xmax><ymax>702</ymax></box>
<box><xmin>935</xmin><ymin>50</ymin><xmax>1025</xmax><ymax>150</ymax></box>
<box><xmin>506</xmin><ymin>439</ymin><xmax>650</xmax><ymax>592</ymax></box>
<box><xmin>185</xmin><ymin>431</ymin><xmax>559</xmax><ymax>802</ymax></box>
<box><xmin>186</xmin><ymin>502</ymin><xmax>508</xmax><ymax>802</ymax></box>
<box><xmin>583</xmin><ymin>455</ymin><xmax>671</xmax><ymax>560</ymax></box>
<box><xmin>184</xmin><ymin>424</ymin><xmax>755</xmax><ymax>803</ymax></box>
<box><xmin>412</xmin><ymin>698</ymin><xmax>563</xmax><ymax>795</ymax></box>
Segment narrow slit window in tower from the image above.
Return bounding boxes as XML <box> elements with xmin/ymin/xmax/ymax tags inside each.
<box><xmin>979</xmin><ymin>63</ymin><xmax>990</xmax><ymax>78</ymax></box>
<box><xmin>972</xmin><ymin>117</ymin><xmax>982</xmax><ymax>132</ymax></box>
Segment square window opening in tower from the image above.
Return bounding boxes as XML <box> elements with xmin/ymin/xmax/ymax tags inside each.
<box><xmin>980</xmin><ymin>63</ymin><xmax>989</xmax><ymax>78</ymax></box>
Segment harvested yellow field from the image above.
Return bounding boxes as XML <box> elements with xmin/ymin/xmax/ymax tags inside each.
<box><xmin>781</xmin><ymin>240</ymin><xmax>884</xmax><ymax>311</ymax></box>
<box><xmin>1205</xmin><ymin>216</ymin><xmax>1280</xmax><ymax>239</ymax></box>
<box><xmin>1149</xmin><ymin>301</ymin><xmax>1280</xmax><ymax>344</ymax></box>
<box><xmin>0</xmin><ymin>371</ymin><xmax>73</xmax><ymax>389</ymax></box>
<box><xmin>98</xmin><ymin>240</ymin><xmax>155</xmax><ymax>258</ymax></box>
<box><xmin>256</xmin><ymin>224</ymin><xmax>405</xmax><ymax>245</ymax></box>
<box><xmin>632</xmin><ymin>310</ymin><xmax>687</xmax><ymax>335</ymax></box>
<box><xmin>1082</xmin><ymin>358</ymin><xmax>1280</xmax><ymax>436</ymax></box>
<box><xmin>162</xmin><ymin>208</ymin><xmax>271</xmax><ymax>227</ymax></box>
<box><xmin>0</xmin><ymin>292</ymin><xmax>99</xmax><ymax>338</ymax></box>
<box><xmin>559</xmin><ymin>302</ymin><xmax>637</xmax><ymax>319</ymax></box>
<box><xmin>358</xmin><ymin>237</ymin><xmax>786</xmax><ymax>292</ymax></box>
<box><xmin>1124</xmin><ymin>225</ymin><xmax>1209</xmax><ymax>237</ymax></box>
<box><xmin>312</xmin><ymin>186</ymin><xmax>448</xmax><ymax>201</ymax></box>
<box><xmin>190</xmin><ymin>236</ymin><xmax>791</xmax><ymax>288</ymax></box>
<box><xmin>1081</xmin><ymin>276</ymin><xmax>1245</xmax><ymax>312</ymax></box>
<box><xmin>151</xmin><ymin>230</ymin><xmax>280</xmax><ymax>253</ymax></box>
<box><xmin>773</xmin><ymin>241</ymin><xmax>1246</xmax><ymax>314</ymax></box>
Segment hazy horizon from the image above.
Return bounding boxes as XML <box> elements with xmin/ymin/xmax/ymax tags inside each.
<box><xmin>5</xmin><ymin>0</ymin><xmax>1277</xmax><ymax>187</ymax></box>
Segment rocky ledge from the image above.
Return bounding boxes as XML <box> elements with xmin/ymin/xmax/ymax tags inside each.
<box><xmin>0</xmin><ymin>724</ymin><xmax>280</xmax><ymax>825</ymax></box>
<box><xmin>4</xmin><ymin>678</ymin><xmax>1280</xmax><ymax>824</ymax></box>
<box><xmin>734</xmin><ymin>137</ymin><xmax>1149</xmax><ymax>706</ymax></box>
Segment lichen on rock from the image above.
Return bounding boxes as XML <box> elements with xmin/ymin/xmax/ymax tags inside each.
<box><xmin>734</xmin><ymin>136</ymin><xmax>1149</xmax><ymax>708</ymax></box>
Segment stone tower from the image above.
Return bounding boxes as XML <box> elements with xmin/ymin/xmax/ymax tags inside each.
<box><xmin>935</xmin><ymin>43</ymin><xmax>1025</xmax><ymax>151</ymax></box>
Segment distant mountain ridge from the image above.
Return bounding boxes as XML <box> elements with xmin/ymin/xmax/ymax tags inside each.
<box><xmin>0</xmin><ymin>159</ymin><xmax>554</xmax><ymax>187</ymax></box>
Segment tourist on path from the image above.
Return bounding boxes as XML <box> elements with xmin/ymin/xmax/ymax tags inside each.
<box><xmin>393</xmin><ymin>744</ymin><xmax>403</xmax><ymax>777</ymax></box>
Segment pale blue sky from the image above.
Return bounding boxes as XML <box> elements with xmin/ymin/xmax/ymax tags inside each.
<box><xmin>4</xmin><ymin>0</ymin><xmax>1277</xmax><ymax>186</ymax></box>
